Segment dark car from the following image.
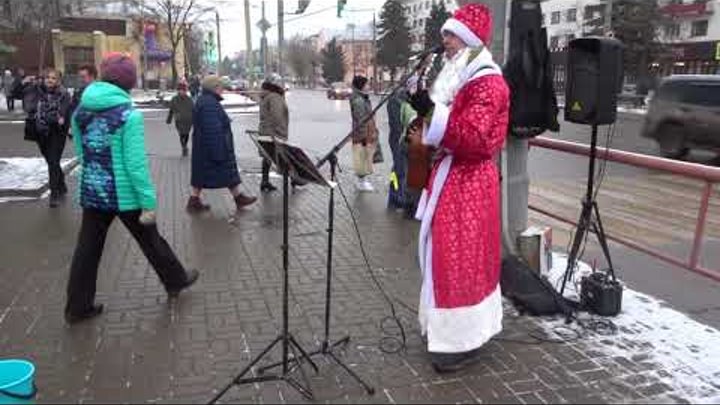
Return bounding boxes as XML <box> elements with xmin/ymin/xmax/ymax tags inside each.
<box><xmin>641</xmin><ymin>75</ymin><xmax>720</xmax><ymax>159</ymax></box>
<box><xmin>327</xmin><ymin>82</ymin><xmax>352</xmax><ymax>100</ymax></box>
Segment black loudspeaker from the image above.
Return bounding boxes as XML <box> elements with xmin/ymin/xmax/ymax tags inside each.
<box><xmin>564</xmin><ymin>37</ymin><xmax>623</xmax><ymax>125</ymax></box>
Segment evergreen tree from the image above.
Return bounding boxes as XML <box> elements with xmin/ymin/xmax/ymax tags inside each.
<box><xmin>609</xmin><ymin>0</ymin><xmax>665</xmax><ymax>94</ymax></box>
<box><xmin>376</xmin><ymin>0</ymin><xmax>412</xmax><ymax>83</ymax></box>
<box><xmin>424</xmin><ymin>1</ymin><xmax>451</xmax><ymax>86</ymax></box>
<box><xmin>322</xmin><ymin>38</ymin><xmax>346</xmax><ymax>84</ymax></box>
<box><xmin>424</xmin><ymin>1</ymin><xmax>451</xmax><ymax>50</ymax></box>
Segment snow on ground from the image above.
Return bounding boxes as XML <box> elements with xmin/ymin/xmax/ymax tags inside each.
<box><xmin>0</xmin><ymin>158</ymin><xmax>77</xmax><ymax>191</ymax></box>
<box><xmin>542</xmin><ymin>253</ymin><xmax>720</xmax><ymax>403</ymax></box>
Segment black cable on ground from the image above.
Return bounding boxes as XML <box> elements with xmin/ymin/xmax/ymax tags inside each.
<box><xmin>335</xmin><ymin>181</ymin><xmax>408</xmax><ymax>354</ymax></box>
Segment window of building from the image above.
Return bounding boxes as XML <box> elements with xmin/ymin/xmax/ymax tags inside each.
<box><xmin>551</xmin><ymin>11</ymin><xmax>561</xmax><ymax>24</ymax></box>
<box><xmin>567</xmin><ymin>8</ymin><xmax>577</xmax><ymax>22</ymax></box>
<box><xmin>550</xmin><ymin>36</ymin><xmax>560</xmax><ymax>48</ymax></box>
<box><xmin>541</xmin><ymin>13</ymin><xmax>546</xmax><ymax>25</ymax></box>
<box><xmin>691</xmin><ymin>20</ymin><xmax>708</xmax><ymax>37</ymax></box>
<box><xmin>64</xmin><ymin>47</ymin><xmax>94</xmax><ymax>76</ymax></box>
<box><xmin>665</xmin><ymin>23</ymin><xmax>680</xmax><ymax>39</ymax></box>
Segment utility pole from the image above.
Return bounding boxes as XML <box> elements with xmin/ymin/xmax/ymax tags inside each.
<box><xmin>245</xmin><ymin>0</ymin><xmax>253</xmax><ymax>74</ymax></box>
<box><xmin>348</xmin><ymin>23</ymin><xmax>356</xmax><ymax>77</ymax></box>
<box><xmin>260</xmin><ymin>0</ymin><xmax>269</xmax><ymax>76</ymax></box>
<box><xmin>278</xmin><ymin>0</ymin><xmax>284</xmax><ymax>77</ymax></box>
<box><xmin>141</xmin><ymin>0</ymin><xmax>148</xmax><ymax>90</ymax></box>
<box><xmin>216</xmin><ymin>10</ymin><xmax>222</xmax><ymax>76</ymax></box>
<box><xmin>372</xmin><ymin>12</ymin><xmax>377</xmax><ymax>92</ymax></box>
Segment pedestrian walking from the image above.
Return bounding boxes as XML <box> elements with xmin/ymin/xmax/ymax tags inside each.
<box><xmin>19</xmin><ymin>69</ymin><xmax>71</xmax><ymax>207</ymax></box>
<box><xmin>189</xmin><ymin>74</ymin><xmax>200</xmax><ymax>99</ymax></box>
<box><xmin>350</xmin><ymin>75</ymin><xmax>379</xmax><ymax>192</ymax></box>
<box><xmin>187</xmin><ymin>75</ymin><xmax>257</xmax><ymax>213</ymax></box>
<box><xmin>166</xmin><ymin>82</ymin><xmax>193</xmax><ymax>157</ymax></box>
<box><xmin>69</xmin><ymin>64</ymin><xmax>97</xmax><ymax>117</ymax></box>
<box><xmin>409</xmin><ymin>4</ymin><xmax>509</xmax><ymax>372</ymax></box>
<box><xmin>258</xmin><ymin>73</ymin><xmax>288</xmax><ymax>193</ymax></box>
<box><xmin>11</xmin><ymin>68</ymin><xmax>24</xmax><ymax>110</ymax></box>
<box><xmin>65</xmin><ymin>53</ymin><xmax>199</xmax><ymax>325</ymax></box>
<box><xmin>2</xmin><ymin>69</ymin><xmax>14</xmax><ymax>111</ymax></box>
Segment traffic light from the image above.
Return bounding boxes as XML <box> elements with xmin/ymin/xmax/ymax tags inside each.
<box><xmin>337</xmin><ymin>0</ymin><xmax>347</xmax><ymax>17</ymax></box>
<box><xmin>297</xmin><ymin>0</ymin><xmax>310</xmax><ymax>14</ymax></box>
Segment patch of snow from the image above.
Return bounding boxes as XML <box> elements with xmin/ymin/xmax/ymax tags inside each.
<box><xmin>541</xmin><ymin>253</ymin><xmax>720</xmax><ymax>403</ymax></box>
<box><xmin>0</xmin><ymin>158</ymin><xmax>77</xmax><ymax>191</ymax></box>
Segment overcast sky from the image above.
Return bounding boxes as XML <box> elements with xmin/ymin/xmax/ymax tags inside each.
<box><xmin>202</xmin><ymin>0</ymin><xmax>387</xmax><ymax>57</ymax></box>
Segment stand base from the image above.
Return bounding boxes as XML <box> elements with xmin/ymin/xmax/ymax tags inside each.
<box><xmin>208</xmin><ymin>334</ymin><xmax>318</xmax><ymax>404</ymax></box>
<box><xmin>258</xmin><ymin>336</ymin><xmax>375</xmax><ymax>395</ymax></box>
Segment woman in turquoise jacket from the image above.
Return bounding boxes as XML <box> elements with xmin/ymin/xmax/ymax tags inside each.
<box><xmin>65</xmin><ymin>54</ymin><xmax>199</xmax><ymax>324</ymax></box>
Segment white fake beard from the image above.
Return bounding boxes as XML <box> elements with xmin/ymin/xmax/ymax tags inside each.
<box><xmin>430</xmin><ymin>47</ymin><xmax>471</xmax><ymax>107</ymax></box>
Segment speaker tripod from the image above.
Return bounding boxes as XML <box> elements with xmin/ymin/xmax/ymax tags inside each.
<box><xmin>561</xmin><ymin>124</ymin><xmax>615</xmax><ymax>296</ymax></box>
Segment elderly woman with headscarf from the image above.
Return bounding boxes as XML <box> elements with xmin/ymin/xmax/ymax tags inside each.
<box><xmin>187</xmin><ymin>75</ymin><xmax>257</xmax><ymax>213</ymax></box>
<box><xmin>349</xmin><ymin>75</ymin><xmax>379</xmax><ymax>192</ymax></box>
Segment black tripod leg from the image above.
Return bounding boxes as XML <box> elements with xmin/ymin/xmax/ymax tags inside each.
<box><xmin>591</xmin><ymin>202</ymin><xmax>616</xmax><ymax>276</ymax></box>
<box><xmin>287</xmin><ymin>340</ymin><xmax>315</xmax><ymax>400</ymax></box>
<box><xmin>327</xmin><ymin>350</ymin><xmax>376</xmax><ymax>395</ymax></box>
<box><xmin>285</xmin><ymin>376</ymin><xmax>315</xmax><ymax>400</ymax></box>
<box><xmin>207</xmin><ymin>336</ymin><xmax>284</xmax><ymax>404</ymax></box>
<box><xmin>561</xmin><ymin>201</ymin><xmax>593</xmax><ymax>295</ymax></box>
<box><xmin>329</xmin><ymin>336</ymin><xmax>351</xmax><ymax>352</ymax></box>
<box><xmin>289</xmin><ymin>335</ymin><xmax>319</xmax><ymax>373</ymax></box>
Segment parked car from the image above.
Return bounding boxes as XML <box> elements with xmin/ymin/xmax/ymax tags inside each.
<box><xmin>327</xmin><ymin>82</ymin><xmax>352</xmax><ymax>100</ymax></box>
<box><xmin>641</xmin><ymin>75</ymin><xmax>720</xmax><ymax>159</ymax></box>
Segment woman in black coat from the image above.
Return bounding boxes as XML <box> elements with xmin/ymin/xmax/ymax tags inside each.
<box><xmin>187</xmin><ymin>76</ymin><xmax>256</xmax><ymax>213</ymax></box>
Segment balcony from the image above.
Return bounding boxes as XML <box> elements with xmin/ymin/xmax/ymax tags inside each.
<box><xmin>660</xmin><ymin>2</ymin><xmax>712</xmax><ymax>18</ymax></box>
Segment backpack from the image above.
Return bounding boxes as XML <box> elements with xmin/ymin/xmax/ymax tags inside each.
<box><xmin>500</xmin><ymin>255</ymin><xmax>575</xmax><ymax>317</ymax></box>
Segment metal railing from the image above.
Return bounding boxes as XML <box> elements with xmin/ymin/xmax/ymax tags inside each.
<box><xmin>528</xmin><ymin>136</ymin><xmax>720</xmax><ymax>282</ymax></box>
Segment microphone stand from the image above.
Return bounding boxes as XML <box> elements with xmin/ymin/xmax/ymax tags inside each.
<box><xmin>289</xmin><ymin>48</ymin><xmax>439</xmax><ymax>392</ymax></box>
<box><xmin>257</xmin><ymin>48</ymin><xmax>440</xmax><ymax>395</ymax></box>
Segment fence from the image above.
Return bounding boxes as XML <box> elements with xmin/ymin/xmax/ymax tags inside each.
<box><xmin>528</xmin><ymin>136</ymin><xmax>720</xmax><ymax>282</ymax></box>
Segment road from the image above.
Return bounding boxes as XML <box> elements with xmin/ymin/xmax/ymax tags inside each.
<box><xmin>1</xmin><ymin>89</ymin><xmax>718</xmax><ymax>326</ymax></box>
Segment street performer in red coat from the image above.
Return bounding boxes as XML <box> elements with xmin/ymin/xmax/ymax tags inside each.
<box><xmin>407</xmin><ymin>3</ymin><xmax>510</xmax><ymax>372</ymax></box>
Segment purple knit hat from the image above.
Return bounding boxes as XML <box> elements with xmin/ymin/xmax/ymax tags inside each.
<box><xmin>100</xmin><ymin>53</ymin><xmax>137</xmax><ymax>91</ymax></box>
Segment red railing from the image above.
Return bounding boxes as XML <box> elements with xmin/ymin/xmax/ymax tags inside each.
<box><xmin>528</xmin><ymin>136</ymin><xmax>720</xmax><ymax>282</ymax></box>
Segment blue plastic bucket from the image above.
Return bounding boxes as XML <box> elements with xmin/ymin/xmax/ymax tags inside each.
<box><xmin>0</xmin><ymin>359</ymin><xmax>37</xmax><ymax>404</ymax></box>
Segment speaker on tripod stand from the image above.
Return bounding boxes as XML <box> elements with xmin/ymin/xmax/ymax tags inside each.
<box><xmin>561</xmin><ymin>37</ymin><xmax>623</xmax><ymax>317</ymax></box>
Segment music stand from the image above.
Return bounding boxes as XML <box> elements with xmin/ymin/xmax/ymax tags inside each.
<box><xmin>208</xmin><ymin>134</ymin><xmax>332</xmax><ymax>404</ymax></box>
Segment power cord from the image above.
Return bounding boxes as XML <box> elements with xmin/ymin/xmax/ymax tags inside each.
<box><xmin>335</xmin><ymin>180</ymin><xmax>408</xmax><ymax>354</ymax></box>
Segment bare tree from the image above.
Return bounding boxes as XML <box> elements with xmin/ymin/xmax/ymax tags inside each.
<box><xmin>6</xmin><ymin>0</ymin><xmax>69</xmax><ymax>73</ymax></box>
<box><xmin>135</xmin><ymin>0</ymin><xmax>205</xmax><ymax>86</ymax></box>
<box><xmin>286</xmin><ymin>36</ymin><xmax>319</xmax><ymax>87</ymax></box>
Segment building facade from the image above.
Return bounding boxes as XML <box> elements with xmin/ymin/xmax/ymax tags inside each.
<box><xmin>339</xmin><ymin>38</ymin><xmax>377</xmax><ymax>84</ymax></box>
<box><xmin>541</xmin><ymin>0</ymin><xmax>720</xmax><ymax>84</ymax></box>
<box><xmin>401</xmin><ymin>0</ymin><xmax>459</xmax><ymax>52</ymax></box>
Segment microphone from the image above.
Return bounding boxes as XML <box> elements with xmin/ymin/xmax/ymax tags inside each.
<box><xmin>410</xmin><ymin>44</ymin><xmax>445</xmax><ymax>60</ymax></box>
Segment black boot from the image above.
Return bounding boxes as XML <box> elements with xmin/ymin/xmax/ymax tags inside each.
<box><xmin>166</xmin><ymin>269</ymin><xmax>200</xmax><ymax>298</ymax></box>
<box><xmin>431</xmin><ymin>349</ymin><xmax>482</xmax><ymax>373</ymax></box>
<box><xmin>65</xmin><ymin>304</ymin><xmax>104</xmax><ymax>325</ymax></box>
<box><xmin>49</xmin><ymin>193</ymin><xmax>61</xmax><ymax>208</ymax></box>
<box><xmin>260</xmin><ymin>182</ymin><xmax>278</xmax><ymax>193</ymax></box>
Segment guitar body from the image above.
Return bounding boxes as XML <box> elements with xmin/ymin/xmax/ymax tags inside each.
<box><xmin>406</xmin><ymin>117</ymin><xmax>433</xmax><ymax>191</ymax></box>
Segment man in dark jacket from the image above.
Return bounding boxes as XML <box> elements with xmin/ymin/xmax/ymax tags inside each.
<box><xmin>187</xmin><ymin>75</ymin><xmax>257</xmax><ymax>213</ymax></box>
<box><xmin>166</xmin><ymin>82</ymin><xmax>193</xmax><ymax>156</ymax></box>
<box><xmin>69</xmin><ymin>64</ymin><xmax>97</xmax><ymax>119</ymax></box>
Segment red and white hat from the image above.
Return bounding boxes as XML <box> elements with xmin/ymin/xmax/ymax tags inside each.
<box><xmin>441</xmin><ymin>3</ymin><xmax>493</xmax><ymax>48</ymax></box>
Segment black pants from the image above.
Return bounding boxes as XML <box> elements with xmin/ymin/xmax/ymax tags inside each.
<box><xmin>179</xmin><ymin>132</ymin><xmax>189</xmax><ymax>149</ymax></box>
<box><xmin>6</xmin><ymin>96</ymin><xmax>14</xmax><ymax>111</ymax></box>
<box><xmin>261</xmin><ymin>158</ymin><xmax>272</xmax><ymax>185</ymax></box>
<box><xmin>65</xmin><ymin>209</ymin><xmax>188</xmax><ymax>315</ymax></box>
<box><xmin>36</xmin><ymin>128</ymin><xmax>67</xmax><ymax>196</ymax></box>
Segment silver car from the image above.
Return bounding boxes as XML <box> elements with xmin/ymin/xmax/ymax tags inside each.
<box><xmin>641</xmin><ymin>75</ymin><xmax>720</xmax><ymax>159</ymax></box>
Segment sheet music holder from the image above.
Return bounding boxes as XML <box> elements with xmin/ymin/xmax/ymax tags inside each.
<box><xmin>248</xmin><ymin>133</ymin><xmax>336</xmax><ymax>189</ymax></box>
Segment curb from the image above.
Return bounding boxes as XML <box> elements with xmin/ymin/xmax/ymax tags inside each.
<box><xmin>0</xmin><ymin>158</ymin><xmax>80</xmax><ymax>198</ymax></box>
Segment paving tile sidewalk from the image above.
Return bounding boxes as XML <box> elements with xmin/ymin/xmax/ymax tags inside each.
<box><xmin>0</xmin><ymin>156</ymin><xmax>719</xmax><ymax>404</ymax></box>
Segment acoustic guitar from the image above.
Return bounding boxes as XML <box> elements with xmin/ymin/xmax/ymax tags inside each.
<box><xmin>406</xmin><ymin>116</ymin><xmax>433</xmax><ymax>191</ymax></box>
